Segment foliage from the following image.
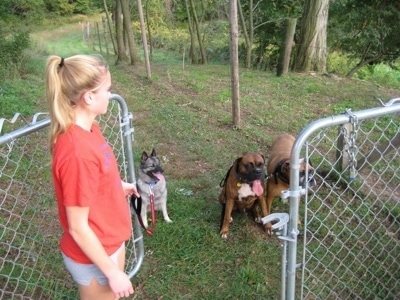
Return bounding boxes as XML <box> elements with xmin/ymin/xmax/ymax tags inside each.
<box><xmin>362</xmin><ymin>63</ymin><xmax>400</xmax><ymax>88</ymax></box>
<box><xmin>43</xmin><ymin>0</ymin><xmax>99</xmax><ymax>15</ymax></box>
<box><xmin>327</xmin><ymin>51</ymin><xmax>400</xmax><ymax>89</ymax></box>
<box><xmin>239</xmin><ymin>0</ymin><xmax>305</xmax><ymax>70</ymax></box>
<box><xmin>0</xmin><ymin>0</ymin><xmax>99</xmax><ymax>26</ymax></box>
<box><xmin>0</xmin><ymin>30</ymin><xmax>47</xmax><ymax>118</ymax></box>
<box><xmin>327</xmin><ymin>51</ymin><xmax>354</xmax><ymax>75</ymax></box>
<box><xmin>329</xmin><ymin>0</ymin><xmax>400</xmax><ymax>75</ymax></box>
<box><xmin>2</xmin><ymin>0</ymin><xmax>399</xmax><ymax>77</ymax></box>
<box><xmin>0</xmin><ymin>0</ymin><xmax>46</xmax><ymax>29</ymax></box>
<box><xmin>170</xmin><ymin>0</ymin><xmax>229</xmax><ymax>23</ymax></box>
<box><xmin>0</xmin><ymin>31</ymin><xmax>31</xmax><ymax>80</ymax></box>
<box><xmin>132</xmin><ymin>19</ymin><xmax>230</xmax><ymax>63</ymax></box>
<box><xmin>0</xmin><ymin>81</ymin><xmax>41</xmax><ymax>117</ymax></box>
<box><xmin>73</xmin><ymin>0</ymin><xmax>94</xmax><ymax>14</ymax></box>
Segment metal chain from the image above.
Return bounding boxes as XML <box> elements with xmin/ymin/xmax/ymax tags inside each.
<box><xmin>346</xmin><ymin>109</ymin><xmax>359</xmax><ymax>181</ymax></box>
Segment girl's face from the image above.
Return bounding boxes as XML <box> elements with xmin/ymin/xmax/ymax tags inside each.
<box><xmin>91</xmin><ymin>70</ymin><xmax>112</xmax><ymax>116</ymax></box>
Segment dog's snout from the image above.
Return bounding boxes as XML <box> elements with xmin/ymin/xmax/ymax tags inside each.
<box><xmin>299</xmin><ymin>170</ymin><xmax>316</xmax><ymax>188</ymax></box>
<box><xmin>255</xmin><ymin>168</ymin><xmax>262</xmax><ymax>174</ymax></box>
<box><xmin>155</xmin><ymin>166</ymin><xmax>164</xmax><ymax>173</ymax></box>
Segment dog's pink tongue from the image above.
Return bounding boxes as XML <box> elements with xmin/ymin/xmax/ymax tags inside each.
<box><xmin>252</xmin><ymin>180</ymin><xmax>263</xmax><ymax>196</ymax></box>
<box><xmin>153</xmin><ymin>173</ymin><xmax>165</xmax><ymax>182</ymax></box>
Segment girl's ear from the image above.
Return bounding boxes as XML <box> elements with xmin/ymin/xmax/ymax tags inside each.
<box><xmin>82</xmin><ymin>91</ymin><xmax>93</xmax><ymax>105</ymax></box>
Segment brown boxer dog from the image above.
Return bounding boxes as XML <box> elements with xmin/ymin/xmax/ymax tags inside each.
<box><xmin>265</xmin><ymin>134</ymin><xmax>315</xmax><ymax>235</ymax></box>
<box><xmin>218</xmin><ymin>151</ymin><xmax>268</xmax><ymax>239</ymax></box>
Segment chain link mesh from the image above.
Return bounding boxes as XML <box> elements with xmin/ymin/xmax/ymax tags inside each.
<box><xmin>297</xmin><ymin>110</ymin><xmax>399</xmax><ymax>299</ymax></box>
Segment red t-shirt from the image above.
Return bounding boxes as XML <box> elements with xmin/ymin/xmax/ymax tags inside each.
<box><xmin>52</xmin><ymin>123</ymin><xmax>132</xmax><ymax>264</ymax></box>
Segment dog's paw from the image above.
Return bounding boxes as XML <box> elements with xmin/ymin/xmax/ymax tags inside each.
<box><xmin>165</xmin><ymin>218</ymin><xmax>173</xmax><ymax>223</ymax></box>
<box><xmin>264</xmin><ymin>222</ymin><xmax>273</xmax><ymax>237</ymax></box>
<box><xmin>254</xmin><ymin>217</ymin><xmax>262</xmax><ymax>224</ymax></box>
<box><xmin>220</xmin><ymin>232</ymin><xmax>229</xmax><ymax>239</ymax></box>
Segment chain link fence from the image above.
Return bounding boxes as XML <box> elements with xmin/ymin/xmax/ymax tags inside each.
<box><xmin>270</xmin><ymin>98</ymin><xmax>400</xmax><ymax>299</ymax></box>
<box><xmin>0</xmin><ymin>94</ymin><xmax>143</xmax><ymax>299</ymax></box>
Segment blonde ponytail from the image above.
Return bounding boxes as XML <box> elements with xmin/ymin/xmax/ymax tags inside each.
<box><xmin>45</xmin><ymin>54</ymin><xmax>108</xmax><ymax>153</ymax></box>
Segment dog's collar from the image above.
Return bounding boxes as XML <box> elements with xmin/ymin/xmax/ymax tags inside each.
<box><xmin>272</xmin><ymin>158</ymin><xmax>290</xmax><ymax>185</ymax></box>
<box><xmin>145</xmin><ymin>180</ymin><xmax>158</xmax><ymax>186</ymax></box>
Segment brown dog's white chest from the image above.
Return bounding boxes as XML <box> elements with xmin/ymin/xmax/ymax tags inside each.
<box><xmin>238</xmin><ymin>183</ymin><xmax>256</xmax><ymax>201</ymax></box>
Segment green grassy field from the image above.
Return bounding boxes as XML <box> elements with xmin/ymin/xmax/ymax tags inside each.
<box><xmin>3</xmin><ymin>21</ymin><xmax>399</xmax><ymax>299</ymax></box>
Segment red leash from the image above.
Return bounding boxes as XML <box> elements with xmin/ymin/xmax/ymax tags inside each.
<box><xmin>130</xmin><ymin>184</ymin><xmax>156</xmax><ymax>235</ymax></box>
<box><xmin>147</xmin><ymin>185</ymin><xmax>156</xmax><ymax>235</ymax></box>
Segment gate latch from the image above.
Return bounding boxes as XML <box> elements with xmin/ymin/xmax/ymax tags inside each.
<box><xmin>262</xmin><ymin>213</ymin><xmax>289</xmax><ymax>235</ymax></box>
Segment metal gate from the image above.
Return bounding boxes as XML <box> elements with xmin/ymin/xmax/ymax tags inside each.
<box><xmin>264</xmin><ymin>98</ymin><xmax>400</xmax><ymax>299</ymax></box>
<box><xmin>0</xmin><ymin>94</ymin><xmax>144</xmax><ymax>299</ymax></box>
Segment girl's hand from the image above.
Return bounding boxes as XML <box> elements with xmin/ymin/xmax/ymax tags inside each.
<box><xmin>121</xmin><ymin>181</ymin><xmax>140</xmax><ymax>198</ymax></box>
<box><xmin>107</xmin><ymin>269</ymin><xmax>134</xmax><ymax>299</ymax></box>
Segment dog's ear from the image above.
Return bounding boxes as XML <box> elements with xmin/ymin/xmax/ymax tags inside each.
<box><xmin>281</xmin><ymin>161</ymin><xmax>290</xmax><ymax>172</ymax></box>
<box><xmin>141</xmin><ymin>151</ymin><xmax>149</xmax><ymax>163</ymax></box>
<box><xmin>151</xmin><ymin>148</ymin><xmax>157</xmax><ymax>157</ymax></box>
<box><xmin>259</xmin><ymin>152</ymin><xmax>265</xmax><ymax>163</ymax></box>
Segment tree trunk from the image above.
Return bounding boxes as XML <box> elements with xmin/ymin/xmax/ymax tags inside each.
<box><xmin>189</xmin><ymin>0</ymin><xmax>207</xmax><ymax>64</ymax></box>
<box><xmin>294</xmin><ymin>0</ymin><xmax>329</xmax><ymax>73</ymax></box>
<box><xmin>115</xmin><ymin>0</ymin><xmax>127</xmax><ymax>64</ymax></box>
<box><xmin>120</xmin><ymin>0</ymin><xmax>140</xmax><ymax>65</ymax></box>
<box><xmin>237</xmin><ymin>0</ymin><xmax>253</xmax><ymax>68</ymax></box>
<box><xmin>102</xmin><ymin>0</ymin><xmax>117</xmax><ymax>55</ymax></box>
<box><xmin>230</xmin><ymin>0</ymin><xmax>240</xmax><ymax>127</ymax></box>
<box><xmin>185</xmin><ymin>0</ymin><xmax>196</xmax><ymax>63</ymax></box>
<box><xmin>277</xmin><ymin>18</ymin><xmax>297</xmax><ymax>76</ymax></box>
<box><xmin>137</xmin><ymin>0</ymin><xmax>151</xmax><ymax>79</ymax></box>
<box><xmin>145</xmin><ymin>0</ymin><xmax>153</xmax><ymax>59</ymax></box>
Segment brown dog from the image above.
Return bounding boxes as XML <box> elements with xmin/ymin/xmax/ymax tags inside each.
<box><xmin>219</xmin><ymin>151</ymin><xmax>268</xmax><ymax>239</ymax></box>
<box><xmin>265</xmin><ymin>134</ymin><xmax>315</xmax><ymax>234</ymax></box>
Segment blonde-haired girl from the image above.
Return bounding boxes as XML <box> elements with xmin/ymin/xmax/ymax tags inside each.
<box><xmin>45</xmin><ymin>54</ymin><xmax>139</xmax><ymax>300</ymax></box>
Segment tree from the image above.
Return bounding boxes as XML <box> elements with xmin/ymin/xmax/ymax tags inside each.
<box><xmin>137</xmin><ymin>0</ymin><xmax>151</xmax><ymax>78</ymax></box>
<box><xmin>145</xmin><ymin>0</ymin><xmax>153</xmax><ymax>59</ymax></box>
<box><xmin>188</xmin><ymin>0</ymin><xmax>207</xmax><ymax>64</ymax></box>
<box><xmin>102</xmin><ymin>0</ymin><xmax>117</xmax><ymax>55</ymax></box>
<box><xmin>329</xmin><ymin>0</ymin><xmax>400</xmax><ymax>77</ymax></box>
<box><xmin>184</xmin><ymin>0</ymin><xmax>196</xmax><ymax>63</ymax></box>
<box><xmin>114</xmin><ymin>0</ymin><xmax>128</xmax><ymax>64</ymax></box>
<box><xmin>276</xmin><ymin>18</ymin><xmax>297</xmax><ymax>76</ymax></box>
<box><xmin>237</xmin><ymin>0</ymin><xmax>303</xmax><ymax>70</ymax></box>
<box><xmin>237</xmin><ymin>0</ymin><xmax>253</xmax><ymax>68</ymax></box>
<box><xmin>294</xmin><ymin>0</ymin><xmax>330</xmax><ymax>73</ymax></box>
<box><xmin>119</xmin><ymin>0</ymin><xmax>140</xmax><ymax>65</ymax></box>
<box><xmin>230</xmin><ymin>0</ymin><xmax>240</xmax><ymax>127</ymax></box>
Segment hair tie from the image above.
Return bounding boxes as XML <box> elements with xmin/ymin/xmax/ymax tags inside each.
<box><xmin>59</xmin><ymin>57</ymin><xmax>64</xmax><ymax>68</ymax></box>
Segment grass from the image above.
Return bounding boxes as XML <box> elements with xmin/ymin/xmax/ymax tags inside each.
<box><xmin>1</xmin><ymin>20</ymin><xmax>399</xmax><ymax>299</ymax></box>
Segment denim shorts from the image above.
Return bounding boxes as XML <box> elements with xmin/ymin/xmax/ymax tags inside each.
<box><xmin>62</xmin><ymin>243</ymin><xmax>124</xmax><ymax>286</ymax></box>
